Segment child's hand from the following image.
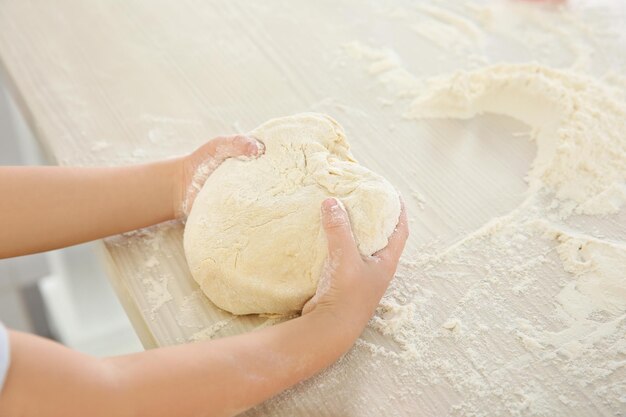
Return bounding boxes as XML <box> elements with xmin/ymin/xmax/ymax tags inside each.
<box><xmin>176</xmin><ymin>135</ymin><xmax>264</xmax><ymax>217</ymax></box>
<box><xmin>302</xmin><ymin>197</ymin><xmax>409</xmax><ymax>334</ymax></box>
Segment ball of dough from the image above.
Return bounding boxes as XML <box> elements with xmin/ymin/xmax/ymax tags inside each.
<box><xmin>184</xmin><ymin>113</ymin><xmax>401</xmax><ymax>315</ymax></box>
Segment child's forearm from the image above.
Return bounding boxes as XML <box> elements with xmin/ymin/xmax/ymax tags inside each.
<box><xmin>109</xmin><ymin>310</ymin><xmax>358</xmax><ymax>417</ymax></box>
<box><xmin>0</xmin><ymin>311</ymin><xmax>357</xmax><ymax>417</ymax></box>
<box><xmin>0</xmin><ymin>162</ymin><xmax>181</xmax><ymax>258</ymax></box>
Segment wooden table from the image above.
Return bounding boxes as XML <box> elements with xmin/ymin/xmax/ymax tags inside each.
<box><xmin>1</xmin><ymin>1</ymin><xmax>624</xmax><ymax>415</ymax></box>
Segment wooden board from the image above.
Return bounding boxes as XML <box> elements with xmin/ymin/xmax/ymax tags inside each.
<box><xmin>1</xmin><ymin>1</ymin><xmax>624</xmax><ymax>415</ymax></box>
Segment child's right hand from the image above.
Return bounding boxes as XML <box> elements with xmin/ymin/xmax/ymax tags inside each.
<box><xmin>302</xmin><ymin>197</ymin><xmax>409</xmax><ymax>337</ymax></box>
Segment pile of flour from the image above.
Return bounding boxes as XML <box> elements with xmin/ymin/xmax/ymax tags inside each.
<box><xmin>338</xmin><ymin>3</ymin><xmax>626</xmax><ymax>415</ymax></box>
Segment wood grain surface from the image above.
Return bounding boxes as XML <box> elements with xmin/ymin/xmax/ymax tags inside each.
<box><xmin>1</xmin><ymin>1</ymin><xmax>624</xmax><ymax>415</ymax></box>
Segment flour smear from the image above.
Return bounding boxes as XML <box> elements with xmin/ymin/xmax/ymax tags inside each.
<box><xmin>339</xmin><ymin>2</ymin><xmax>626</xmax><ymax>416</ymax></box>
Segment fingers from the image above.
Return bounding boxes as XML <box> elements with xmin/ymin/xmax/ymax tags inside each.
<box><xmin>301</xmin><ymin>297</ymin><xmax>315</xmax><ymax>315</ymax></box>
<box><xmin>373</xmin><ymin>198</ymin><xmax>409</xmax><ymax>268</ymax></box>
<box><xmin>199</xmin><ymin>135</ymin><xmax>265</xmax><ymax>163</ymax></box>
<box><xmin>321</xmin><ymin>198</ymin><xmax>359</xmax><ymax>261</ymax></box>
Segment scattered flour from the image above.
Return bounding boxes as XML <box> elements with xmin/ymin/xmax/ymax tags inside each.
<box><xmin>131</xmin><ymin>148</ymin><xmax>147</xmax><ymax>159</ymax></box>
<box><xmin>91</xmin><ymin>1</ymin><xmax>626</xmax><ymax>415</ymax></box>
<box><xmin>576</xmin><ymin>183</ymin><xmax>626</xmax><ymax>216</ymax></box>
<box><xmin>142</xmin><ymin>273</ymin><xmax>173</xmax><ymax>316</ymax></box>
<box><xmin>340</xmin><ymin>5</ymin><xmax>626</xmax><ymax>414</ymax></box>
<box><xmin>140</xmin><ymin>113</ymin><xmax>202</xmax><ymax>126</ymax></box>
<box><xmin>144</xmin><ymin>256</ymin><xmax>160</xmax><ymax>268</ymax></box>
<box><xmin>346</xmin><ymin>43</ymin><xmax>626</xmax><ymax>216</ymax></box>
<box><xmin>310</xmin><ymin>97</ymin><xmax>369</xmax><ymax>117</ymax></box>
<box><xmin>188</xmin><ymin>318</ymin><xmax>234</xmax><ymax>342</ymax></box>
<box><xmin>232</xmin><ymin>120</ymin><xmax>244</xmax><ymax>134</ymax></box>
<box><xmin>411</xmin><ymin>190</ymin><xmax>426</xmax><ymax>210</ymax></box>
<box><xmin>177</xmin><ymin>290</ymin><xmax>212</xmax><ymax>328</ymax></box>
<box><xmin>442</xmin><ymin>318</ymin><xmax>461</xmax><ymax>331</ymax></box>
<box><xmin>90</xmin><ymin>141</ymin><xmax>111</xmax><ymax>151</ymax></box>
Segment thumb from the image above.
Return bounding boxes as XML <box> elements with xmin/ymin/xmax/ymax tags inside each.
<box><xmin>321</xmin><ymin>198</ymin><xmax>359</xmax><ymax>259</ymax></box>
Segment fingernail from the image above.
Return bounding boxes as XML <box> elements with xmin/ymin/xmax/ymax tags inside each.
<box><xmin>322</xmin><ymin>198</ymin><xmax>337</xmax><ymax>211</ymax></box>
<box><xmin>255</xmin><ymin>139</ymin><xmax>265</xmax><ymax>155</ymax></box>
<box><xmin>322</xmin><ymin>197</ymin><xmax>345</xmax><ymax>212</ymax></box>
<box><xmin>246</xmin><ymin>137</ymin><xmax>264</xmax><ymax>156</ymax></box>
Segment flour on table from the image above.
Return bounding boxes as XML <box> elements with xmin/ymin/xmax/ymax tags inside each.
<box><xmin>87</xmin><ymin>1</ymin><xmax>624</xmax><ymax>414</ymax></box>
<box><xmin>411</xmin><ymin>190</ymin><xmax>426</xmax><ymax>210</ymax></box>
<box><xmin>188</xmin><ymin>318</ymin><xmax>234</xmax><ymax>342</ymax></box>
<box><xmin>310</xmin><ymin>97</ymin><xmax>368</xmax><ymax>117</ymax></box>
<box><xmin>341</xmin><ymin>15</ymin><xmax>626</xmax><ymax>413</ymax></box>
<box><xmin>231</xmin><ymin>120</ymin><xmax>244</xmax><ymax>134</ymax></box>
<box><xmin>140</xmin><ymin>113</ymin><xmax>202</xmax><ymax>126</ymax></box>
<box><xmin>90</xmin><ymin>141</ymin><xmax>111</xmax><ymax>151</ymax></box>
<box><xmin>142</xmin><ymin>273</ymin><xmax>173</xmax><ymax>316</ymax></box>
<box><xmin>131</xmin><ymin>148</ymin><xmax>147</xmax><ymax>158</ymax></box>
<box><xmin>176</xmin><ymin>290</ymin><xmax>211</xmax><ymax>328</ymax></box>
<box><xmin>106</xmin><ymin>222</ymin><xmax>180</xmax><ymax>320</ymax></box>
<box><xmin>144</xmin><ymin>256</ymin><xmax>159</xmax><ymax>268</ymax></box>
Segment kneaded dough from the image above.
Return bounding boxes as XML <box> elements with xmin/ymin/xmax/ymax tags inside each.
<box><xmin>184</xmin><ymin>113</ymin><xmax>401</xmax><ymax>315</ymax></box>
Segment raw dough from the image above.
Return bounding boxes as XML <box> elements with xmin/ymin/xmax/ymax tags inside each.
<box><xmin>184</xmin><ymin>113</ymin><xmax>401</xmax><ymax>315</ymax></box>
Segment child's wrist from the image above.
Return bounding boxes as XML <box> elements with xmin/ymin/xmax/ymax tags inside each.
<box><xmin>306</xmin><ymin>306</ymin><xmax>368</xmax><ymax>347</ymax></box>
<box><xmin>144</xmin><ymin>156</ymin><xmax>185</xmax><ymax>221</ymax></box>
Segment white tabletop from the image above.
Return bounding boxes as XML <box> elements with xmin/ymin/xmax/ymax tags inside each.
<box><xmin>1</xmin><ymin>1</ymin><xmax>624</xmax><ymax>415</ymax></box>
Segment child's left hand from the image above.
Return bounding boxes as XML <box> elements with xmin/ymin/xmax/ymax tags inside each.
<box><xmin>175</xmin><ymin>135</ymin><xmax>265</xmax><ymax>217</ymax></box>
